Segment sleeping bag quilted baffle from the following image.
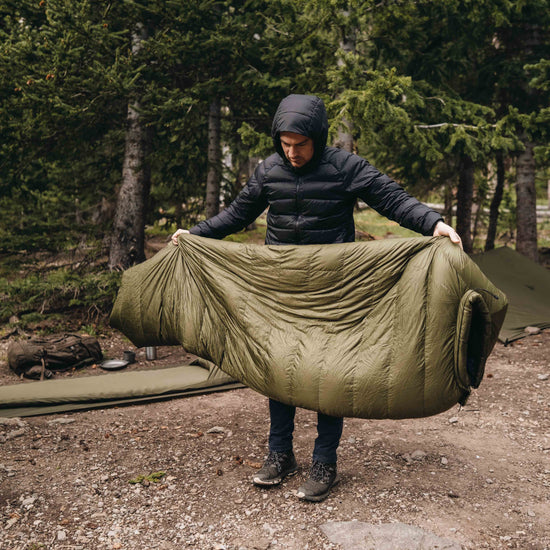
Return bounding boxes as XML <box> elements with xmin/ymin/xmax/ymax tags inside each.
<box><xmin>110</xmin><ymin>234</ymin><xmax>507</xmax><ymax>420</ymax></box>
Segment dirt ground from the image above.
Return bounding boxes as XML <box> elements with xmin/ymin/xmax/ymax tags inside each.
<box><xmin>0</xmin><ymin>328</ymin><xmax>549</xmax><ymax>550</ymax></box>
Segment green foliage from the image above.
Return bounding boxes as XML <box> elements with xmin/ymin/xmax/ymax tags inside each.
<box><xmin>223</xmin><ymin>220</ymin><xmax>267</xmax><ymax>243</ymax></box>
<box><xmin>237</xmin><ymin>122</ymin><xmax>273</xmax><ymax>159</ymax></box>
<box><xmin>0</xmin><ymin>0</ymin><xmax>338</xmax><ymax>245</ymax></box>
<box><xmin>0</xmin><ymin>265</ymin><xmax>121</xmax><ymax>324</ymax></box>
<box><xmin>325</xmin><ymin>1</ymin><xmax>529</xmax><ymax>181</ymax></box>
<box><xmin>128</xmin><ymin>471</ymin><xmax>166</xmax><ymax>485</ymax></box>
<box><xmin>354</xmin><ymin>209</ymin><xmax>418</xmax><ymax>240</ymax></box>
<box><xmin>0</xmin><ymin>0</ymin><xmax>548</xmax><ymax>265</ymax></box>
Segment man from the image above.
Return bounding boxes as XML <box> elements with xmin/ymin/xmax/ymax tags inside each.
<box><xmin>172</xmin><ymin>94</ymin><xmax>461</xmax><ymax>502</ymax></box>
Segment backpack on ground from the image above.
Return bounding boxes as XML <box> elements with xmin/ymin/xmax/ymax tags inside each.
<box><xmin>7</xmin><ymin>334</ymin><xmax>103</xmax><ymax>380</ymax></box>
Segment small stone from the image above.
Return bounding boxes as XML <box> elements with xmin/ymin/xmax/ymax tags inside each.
<box><xmin>57</xmin><ymin>530</ymin><xmax>67</xmax><ymax>541</ymax></box>
<box><xmin>448</xmin><ymin>417</ymin><xmax>459</xmax><ymax>424</ymax></box>
<box><xmin>6</xmin><ymin>429</ymin><xmax>26</xmax><ymax>440</ymax></box>
<box><xmin>527</xmin><ymin>510</ymin><xmax>536</xmax><ymax>517</ymax></box>
<box><xmin>537</xmin><ymin>374</ymin><xmax>549</xmax><ymax>381</ymax></box>
<box><xmin>206</xmin><ymin>426</ymin><xmax>225</xmax><ymax>434</ymax></box>
<box><xmin>411</xmin><ymin>450</ymin><xmax>427</xmax><ymax>461</ymax></box>
<box><xmin>441</xmin><ymin>457</ymin><xmax>449</xmax><ymax>466</ymax></box>
<box><xmin>22</xmin><ymin>495</ymin><xmax>37</xmax><ymax>507</ymax></box>
<box><xmin>48</xmin><ymin>418</ymin><xmax>76</xmax><ymax>425</ymax></box>
<box><xmin>6</xmin><ymin>517</ymin><xmax>19</xmax><ymax>528</ymax></box>
<box><xmin>524</xmin><ymin>326</ymin><xmax>541</xmax><ymax>335</ymax></box>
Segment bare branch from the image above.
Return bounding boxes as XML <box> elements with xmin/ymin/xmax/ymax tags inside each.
<box><xmin>423</xmin><ymin>96</ymin><xmax>446</xmax><ymax>106</ymax></box>
<box><xmin>415</xmin><ymin>122</ymin><xmax>493</xmax><ymax>130</ymax></box>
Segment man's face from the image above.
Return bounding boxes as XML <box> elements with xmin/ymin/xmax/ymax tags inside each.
<box><xmin>280</xmin><ymin>132</ymin><xmax>314</xmax><ymax>168</ymax></box>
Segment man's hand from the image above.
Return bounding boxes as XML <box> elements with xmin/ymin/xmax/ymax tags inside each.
<box><xmin>433</xmin><ymin>221</ymin><xmax>463</xmax><ymax>249</ymax></box>
<box><xmin>171</xmin><ymin>228</ymin><xmax>189</xmax><ymax>246</ymax></box>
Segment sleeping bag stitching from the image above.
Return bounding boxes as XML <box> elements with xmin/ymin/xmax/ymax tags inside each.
<box><xmin>387</xmin><ymin>260</ymin><xmax>401</xmax><ymax>419</ymax></box>
<box><xmin>341</xmin><ymin>247</ymin><xmax>359</xmax><ymax>418</ymax></box>
<box><xmin>137</xmin><ymin>264</ymin><xmax>145</xmax><ymax>343</ymax></box>
<box><xmin>421</xmin><ymin>244</ymin><xmax>434</xmax><ymax>417</ymax></box>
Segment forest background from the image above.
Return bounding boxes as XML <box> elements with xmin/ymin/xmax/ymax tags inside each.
<box><xmin>0</xmin><ymin>0</ymin><xmax>549</xmax><ymax>333</ymax></box>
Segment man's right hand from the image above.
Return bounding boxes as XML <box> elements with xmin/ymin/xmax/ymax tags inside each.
<box><xmin>171</xmin><ymin>229</ymin><xmax>189</xmax><ymax>246</ymax></box>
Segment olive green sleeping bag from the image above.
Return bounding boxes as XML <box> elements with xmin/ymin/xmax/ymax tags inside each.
<box><xmin>110</xmin><ymin>234</ymin><xmax>507</xmax><ymax>419</ymax></box>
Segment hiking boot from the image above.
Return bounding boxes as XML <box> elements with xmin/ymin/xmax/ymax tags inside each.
<box><xmin>252</xmin><ymin>450</ymin><xmax>298</xmax><ymax>486</ymax></box>
<box><xmin>296</xmin><ymin>460</ymin><xmax>339</xmax><ymax>502</ymax></box>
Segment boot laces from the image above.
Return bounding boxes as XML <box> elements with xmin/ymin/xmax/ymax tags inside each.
<box><xmin>266</xmin><ymin>451</ymin><xmax>290</xmax><ymax>472</ymax></box>
<box><xmin>310</xmin><ymin>460</ymin><xmax>336</xmax><ymax>483</ymax></box>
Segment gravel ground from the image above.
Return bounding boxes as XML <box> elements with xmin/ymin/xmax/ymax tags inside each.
<box><xmin>0</xmin><ymin>330</ymin><xmax>549</xmax><ymax>550</ymax></box>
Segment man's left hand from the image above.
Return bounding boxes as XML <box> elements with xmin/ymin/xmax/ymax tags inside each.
<box><xmin>433</xmin><ymin>221</ymin><xmax>463</xmax><ymax>249</ymax></box>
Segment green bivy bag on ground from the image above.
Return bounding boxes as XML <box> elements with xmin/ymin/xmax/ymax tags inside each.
<box><xmin>0</xmin><ymin>359</ymin><xmax>242</xmax><ymax>418</ymax></box>
<box><xmin>471</xmin><ymin>246</ymin><xmax>550</xmax><ymax>344</ymax></box>
<box><xmin>110</xmin><ymin>235</ymin><xmax>508</xmax><ymax>420</ymax></box>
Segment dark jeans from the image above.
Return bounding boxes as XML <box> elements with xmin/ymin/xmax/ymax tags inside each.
<box><xmin>268</xmin><ymin>398</ymin><xmax>343</xmax><ymax>464</ymax></box>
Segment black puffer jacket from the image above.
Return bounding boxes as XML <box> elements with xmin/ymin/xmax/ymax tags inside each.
<box><xmin>190</xmin><ymin>94</ymin><xmax>442</xmax><ymax>245</ymax></box>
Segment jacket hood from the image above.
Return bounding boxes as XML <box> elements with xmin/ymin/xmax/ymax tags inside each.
<box><xmin>271</xmin><ymin>94</ymin><xmax>329</xmax><ymax>172</ymax></box>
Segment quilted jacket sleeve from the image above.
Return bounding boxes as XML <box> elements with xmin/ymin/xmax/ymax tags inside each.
<box><xmin>348</xmin><ymin>156</ymin><xmax>442</xmax><ymax>236</ymax></box>
<box><xmin>189</xmin><ymin>162</ymin><xmax>269</xmax><ymax>240</ymax></box>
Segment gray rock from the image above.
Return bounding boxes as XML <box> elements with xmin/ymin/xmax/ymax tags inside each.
<box><xmin>321</xmin><ymin>521</ymin><xmax>463</xmax><ymax>550</ymax></box>
<box><xmin>206</xmin><ymin>426</ymin><xmax>226</xmax><ymax>434</ymax></box>
<box><xmin>6</xmin><ymin>428</ymin><xmax>26</xmax><ymax>440</ymax></box>
<box><xmin>21</xmin><ymin>495</ymin><xmax>38</xmax><ymax>507</ymax></box>
<box><xmin>47</xmin><ymin>418</ymin><xmax>76</xmax><ymax>425</ymax></box>
<box><xmin>411</xmin><ymin>450</ymin><xmax>427</xmax><ymax>461</ymax></box>
<box><xmin>0</xmin><ymin>417</ymin><xmax>27</xmax><ymax>428</ymax></box>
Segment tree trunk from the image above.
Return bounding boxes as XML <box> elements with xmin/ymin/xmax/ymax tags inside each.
<box><xmin>472</xmin><ymin>201</ymin><xmax>481</xmax><ymax>244</ymax></box>
<box><xmin>335</xmin><ymin>124</ymin><xmax>355</xmax><ymax>153</ymax></box>
<box><xmin>515</xmin><ymin>139</ymin><xmax>538</xmax><ymax>262</ymax></box>
<box><xmin>456</xmin><ymin>154</ymin><xmax>475</xmax><ymax>253</ymax></box>
<box><xmin>443</xmin><ymin>181</ymin><xmax>454</xmax><ymax>226</ymax></box>
<box><xmin>236</xmin><ymin>156</ymin><xmax>261</xmax><ymax>231</ymax></box>
<box><xmin>333</xmin><ymin>9</ymin><xmax>355</xmax><ymax>153</ymax></box>
<box><xmin>108</xmin><ymin>25</ymin><xmax>151</xmax><ymax>271</ymax></box>
<box><xmin>485</xmin><ymin>153</ymin><xmax>505</xmax><ymax>251</ymax></box>
<box><xmin>205</xmin><ymin>97</ymin><xmax>222</xmax><ymax>219</ymax></box>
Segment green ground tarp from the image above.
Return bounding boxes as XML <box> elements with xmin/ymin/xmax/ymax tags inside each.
<box><xmin>472</xmin><ymin>246</ymin><xmax>550</xmax><ymax>344</ymax></box>
<box><xmin>0</xmin><ymin>359</ymin><xmax>242</xmax><ymax>418</ymax></box>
